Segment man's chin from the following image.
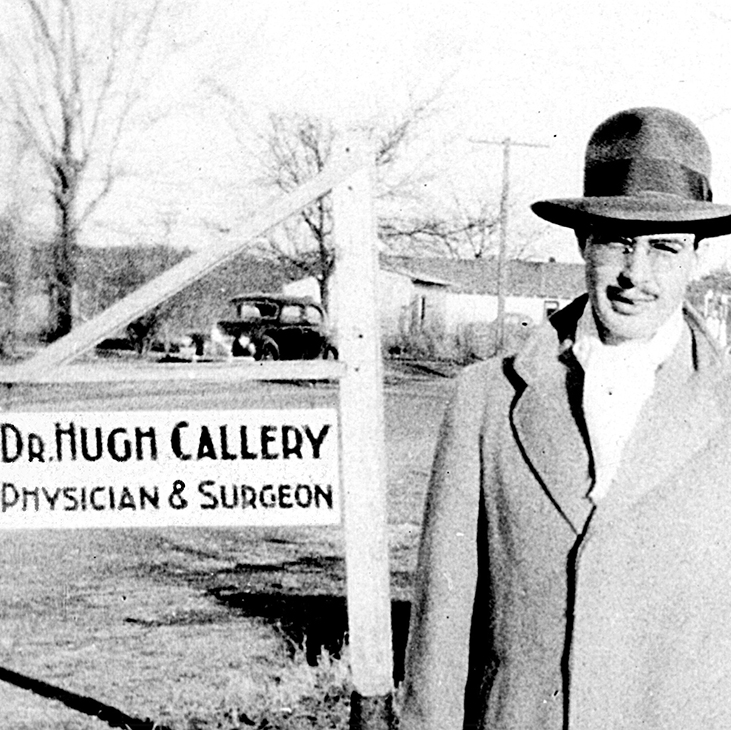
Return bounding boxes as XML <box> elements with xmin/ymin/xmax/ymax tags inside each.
<box><xmin>597</xmin><ymin>308</ymin><xmax>661</xmax><ymax>343</ymax></box>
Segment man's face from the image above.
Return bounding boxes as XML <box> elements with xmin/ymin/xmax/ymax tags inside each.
<box><xmin>581</xmin><ymin>231</ymin><xmax>698</xmax><ymax>344</ymax></box>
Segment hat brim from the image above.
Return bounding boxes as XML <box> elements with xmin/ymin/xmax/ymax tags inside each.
<box><xmin>532</xmin><ymin>194</ymin><xmax>731</xmax><ymax>238</ymax></box>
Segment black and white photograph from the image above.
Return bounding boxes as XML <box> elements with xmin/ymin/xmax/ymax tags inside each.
<box><xmin>0</xmin><ymin>1</ymin><xmax>730</xmax><ymax>729</ymax></box>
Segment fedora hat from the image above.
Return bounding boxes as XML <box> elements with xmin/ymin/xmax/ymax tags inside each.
<box><xmin>532</xmin><ymin>107</ymin><xmax>731</xmax><ymax>238</ymax></box>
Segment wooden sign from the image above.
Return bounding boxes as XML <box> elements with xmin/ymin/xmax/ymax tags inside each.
<box><xmin>0</xmin><ymin>408</ymin><xmax>340</xmax><ymax>529</ymax></box>
<box><xmin>0</xmin><ymin>140</ymin><xmax>394</xmax><ymax>728</ymax></box>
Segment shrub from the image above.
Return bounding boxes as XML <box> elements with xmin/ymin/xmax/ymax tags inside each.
<box><xmin>383</xmin><ymin>320</ymin><xmax>452</xmax><ymax>362</ymax></box>
<box><xmin>453</xmin><ymin>316</ymin><xmax>534</xmax><ymax>362</ymax></box>
<box><xmin>385</xmin><ymin>316</ymin><xmax>536</xmax><ymax>365</ymax></box>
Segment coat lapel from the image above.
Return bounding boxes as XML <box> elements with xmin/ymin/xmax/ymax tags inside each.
<box><xmin>510</xmin><ymin>298</ymin><xmax>595</xmax><ymax>534</ymax></box>
<box><xmin>600</xmin><ymin>322</ymin><xmax>725</xmax><ymax>515</ymax></box>
<box><xmin>508</xmin><ymin>298</ymin><xmax>726</xmax><ymax>533</ymax></box>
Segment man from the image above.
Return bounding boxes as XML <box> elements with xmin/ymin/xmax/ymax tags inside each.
<box><xmin>400</xmin><ymin>107</ymin><xmax>731</xmax><ymax>730</ymax></box>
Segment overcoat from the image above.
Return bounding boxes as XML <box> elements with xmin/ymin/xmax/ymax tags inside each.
<box><xmin>400</xmin><ymin>295</ymin><xmax>731</xmax><ymax>730</ymax></box>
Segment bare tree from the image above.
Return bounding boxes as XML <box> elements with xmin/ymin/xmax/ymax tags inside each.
<box><xmin>197</xmin><ymin>80</ymin><xmax>441</xmax><ymax>312</ymax></box>
<box><xmin>259</xmin><ymin>114</ymin><xmax>336</xmax><ymax>309</ymax></box>
<box><xmin>379</xmin><ymin>196</ymin><xmax>501</xmax><ymax>259</ymax></box>
<box><xmin>248</xmin><ymin>102</ymin><xmax>437</xmax><ymax>311</ymax></box>
<box><xmin>378</xmin><ymin>182</ymin><xmax>552</xmax><ymax>262</ymax></box>
<box><xmin>0</xmin><ymin>215</ymin><xmax>20</xmax><ymax>354</ymax></box>
<box><xmin>0</xmin><ymin>0</ymin><xmax>174</xmax><ymax>340</ymax></box>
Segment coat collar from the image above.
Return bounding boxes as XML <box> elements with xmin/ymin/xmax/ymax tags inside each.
<box><xmin>507</xmin><ymin>295</ymin><xmax>727</xmax><ymax>533</ymax></box>
<box><xmin>508</xmin><ymin>296</ymin><xmax>594</xmax><ymax>534</ymax></box>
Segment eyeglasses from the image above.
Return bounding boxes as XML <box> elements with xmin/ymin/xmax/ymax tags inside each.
<box><xmin>587</xmin><ymin>234</ymin><xmax>695</xmax><ymax>266</ymax></box>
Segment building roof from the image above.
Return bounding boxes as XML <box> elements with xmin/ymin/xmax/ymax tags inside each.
<box><xmin>381</xmin><ymin>255</ymin><xmax>586</xmax><ymax>299</ymax></box>
<box><xmin>229</xmin><ymin>292</ymin><xmax>321</xmax><ymax>307</ymax></box>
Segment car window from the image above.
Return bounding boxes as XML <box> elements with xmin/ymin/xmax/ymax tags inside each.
<box><xmin>238</xmin><ymin>303</ymin><xmax>262</xmax><ymax>320</ymax></box>
<box><xmin>237</xmin><ymin>301</ymin><xmax>278</xmax><ymax>319</ymax></box>
<box><xmin>257</xmin><ymin>302</ymin><xmax>278</xmax><ymax>318</ymax></box>
<box><xmin>303</xmin><ymin>305</ymin><xmax>324</xmax><ymax>325</ymax></box>
<box><xmin>280</xmin><ymin>305</ymin><xmax>303</xmax><ymax>323</ymax></box>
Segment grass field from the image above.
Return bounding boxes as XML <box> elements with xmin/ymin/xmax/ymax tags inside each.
<box><xmin>0</xmin><ymin>369</ymin><xmax>452</xmax><ymax>729</ymax></box>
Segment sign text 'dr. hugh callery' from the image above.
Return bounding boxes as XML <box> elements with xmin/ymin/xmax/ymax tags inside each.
<box><xmin>0</xmin><ymin>409</ymin><xmax>339</xmax><ymax>529</ymax></box>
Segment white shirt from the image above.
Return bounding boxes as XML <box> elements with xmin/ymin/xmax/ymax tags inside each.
<box><xmin>573</xmin><ymin>306</ymin><xmax>683</xmax><ymax>502</ymax></box>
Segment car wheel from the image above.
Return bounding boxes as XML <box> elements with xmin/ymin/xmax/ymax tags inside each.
<box><xmin>256</xmin><ymin>338</ymin><xmax>280</xmax><ymax>361</ymax></box>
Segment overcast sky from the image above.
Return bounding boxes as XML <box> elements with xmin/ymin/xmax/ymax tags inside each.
<box><xmin>7</xmin><ymin>0</ymin><xmax>731</xmax><ymax>268</ymax></box>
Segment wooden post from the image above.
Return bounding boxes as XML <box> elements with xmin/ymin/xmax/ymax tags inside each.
<box><xmin>0</xmin><ymin>132</ymin><xmax>394</xmax><ymax>726</ymax></box>
<box><xmin>332</xmin><ymin>139</ymin><xmax>394</xmax><ymax>730</ymax></box>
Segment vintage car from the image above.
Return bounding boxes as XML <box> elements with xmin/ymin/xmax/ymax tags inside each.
<box><xmin>211</xmin><ymin>293</ymin><xmax>338</xmax><ymax>361</ymax></box>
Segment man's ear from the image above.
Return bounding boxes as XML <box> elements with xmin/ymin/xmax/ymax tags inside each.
<box><xmin>688</xmin><ymin>237</ymin><xmax>705</xmax><ymax>281</ymax></box>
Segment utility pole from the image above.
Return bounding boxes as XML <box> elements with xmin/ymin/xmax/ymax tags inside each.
<box><xmin>471</xmin><ymin>137</ymin><xmax>548</xmax><ymax>352</ymax></box>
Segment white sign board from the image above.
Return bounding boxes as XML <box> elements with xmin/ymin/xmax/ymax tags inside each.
<box><xmin>0</xmin><ymin>409</ymin><xmax>340</xmax><ymax>529</ymax></box>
